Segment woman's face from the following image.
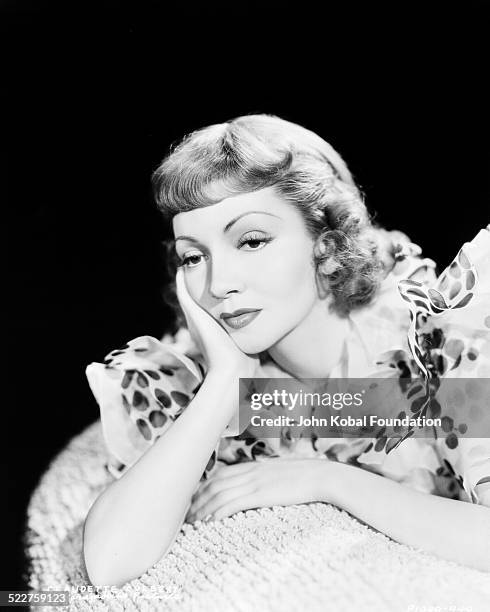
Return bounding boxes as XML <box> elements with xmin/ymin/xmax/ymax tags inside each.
<box><xmin>172</xmin><ymin>187</ymin><xmax>320</xmax><ymax>354</ymax></box>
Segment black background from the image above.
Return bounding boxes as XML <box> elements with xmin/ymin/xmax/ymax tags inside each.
<box><xmin>4</xmin><ymin>0</ymin><xmax>489</xmax><ymax>590</ymax></box>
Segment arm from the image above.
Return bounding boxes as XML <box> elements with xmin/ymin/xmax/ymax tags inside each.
<box><xmin>83</xmin><ymin>367</ymin><xmax>240</xmax><ymax>587</ymax></box>
<box><xmin>320</xmin><ymin>460</ymin><xmax>490</xmax><ymax>572</ymax></box>
<box><xmin>84</xmin><ymin>268</ymin><xmax>259</xmax><ymax>587</ymax></box>
<box><xmin>189</xmin><ymin>457</ymin><xmax>490</xmax><ymax>572</ymax></box>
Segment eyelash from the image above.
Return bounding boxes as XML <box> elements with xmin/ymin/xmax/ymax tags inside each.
<box><xmin>179</xmin><ymin>232</ymin><xmax>273</xmax><ymax>268</ymax></box>
<box><xmin>237</xmin><ymin>231</ymin><xmax>273</xmax><ymax>249</ymax></box>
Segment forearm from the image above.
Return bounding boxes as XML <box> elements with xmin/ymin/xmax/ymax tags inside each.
<box><xmin>320</xmin><ymin>461</ymin><xmax>490</xmax><ymax>572</ymax></box>
<box><xmin>83</xmin><ymin>368</ymin><xmax>239</xmax><ymax>587</ymax></box>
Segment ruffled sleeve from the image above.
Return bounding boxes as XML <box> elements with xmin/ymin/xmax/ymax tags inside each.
<box><xmin>86</xmin><ymin>333</ymin><xmax>226</xmax><ymax>481</ymax></box>
<box><xmin>356</xmin><ymin>227</ymin><xmax>490</xmax><ymax>508</ymax></box>
<box><xmin>403</xmin><ymin>226</ymin><xmax>490</xmax><ymax>507</ymax></box>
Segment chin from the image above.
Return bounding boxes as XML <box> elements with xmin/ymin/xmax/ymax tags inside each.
<box><xmin>232</xmin><ymin>337</ymin><xmax>269</xmax><ymax>356</ymax></box>
<box><xmin>231</xmin><ymin>325</ymin><xmax>285</xmax><ymax>356</ymax></box>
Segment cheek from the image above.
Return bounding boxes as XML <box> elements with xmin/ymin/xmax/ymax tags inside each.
<box><xmin>236</xmin><ymin>247</ymin><xmax>317</xmax><ymax>352</ymax></box>
<box><xmin>253</xmin><ymin>241</ymin><xmax>317</xmax><ymax>302</ymax></box>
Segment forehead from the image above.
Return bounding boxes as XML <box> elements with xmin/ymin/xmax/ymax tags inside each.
<box><xmin>172</xmin><ymin>187</ymin><xmax>298</xmax><ymax>236</ymax></box>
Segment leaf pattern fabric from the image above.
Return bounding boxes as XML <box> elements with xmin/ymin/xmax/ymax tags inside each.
<box><xmin>86</xmin><ymin>228</ymin><xmax>490</xmax><ymax>507</ymax></box>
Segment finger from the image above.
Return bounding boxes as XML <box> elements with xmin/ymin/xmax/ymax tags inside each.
<box><xmin>175</xmin><ymin>267</ymin><xmax>207</xmax><ymax>320</ymax></box>
<box><xmin>175</xmin><ymin>268</ymin><xmax>208</xmax><ymax>353</ymax></box>
<box><xmin>191</xmin><ymin>471</ymin><xmax>255</xmax><ymax>517</ymax></box>
<box><xmin>210</xmin><ymin>490</ymin><xmax>260</xmax><ymax>521</ymax></box>
<box><xmin>175</xmin><ymin>269</ymin><xmax>196</xmax><ymax>326</ymax></box>
<box><xmin>191</xmin><ymin>462</ymin><xmax>255</xmax><ymax>502</ymax></box>
<box><xmin>175</xmin><ymin>267</ymin><xmax>192</xmax><ymax>308</ymax></box>
<box><xmin>194</xmin><ymin>461</ymin><xmax>256</xmax><ymax>497</ymax></box>
<box><xmin>195</xmin><ymin>484</ymin><xmax>257</xmax><ymax>522</ymax></box>
<box><xmin>191</xmin><ymin>471</ymin><xmax>256</xmax><ymax>516</ymax></box>
<box><xmin>203</xmin><ymin>460</ymin><xmax>256</xmax><ymax>483</ymax></box>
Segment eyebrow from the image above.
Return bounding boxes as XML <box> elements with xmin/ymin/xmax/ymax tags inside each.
<box><xmin>175</xmin><ymin>210</ymin><xmax>281</xmax><ymax>243</ymax></box>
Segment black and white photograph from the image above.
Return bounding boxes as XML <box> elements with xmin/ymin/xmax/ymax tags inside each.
<box><xmin>5</xmin><ymin>2</ymin><xmax>490</xmax><ymax>610</ymax></box>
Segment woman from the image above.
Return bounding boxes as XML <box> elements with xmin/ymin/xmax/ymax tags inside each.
<box><xmin>83</xmin><ymin>115</ymin><xmax>490</xmax><ymax>587</ymax></box>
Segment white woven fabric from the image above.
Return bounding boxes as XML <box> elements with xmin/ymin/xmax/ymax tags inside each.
<box><xmin>25</xmin><ymin>421</ymin><xmax>490</xmax><ymax>612</ymax></box>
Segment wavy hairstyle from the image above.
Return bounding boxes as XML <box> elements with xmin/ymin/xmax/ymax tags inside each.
<box><xmin>152</xmin><ymin>114</ymin><xmax>389</xmax><ymax>332</ymax></box>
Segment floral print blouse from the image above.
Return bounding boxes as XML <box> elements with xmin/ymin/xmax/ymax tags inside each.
<box><xmin>86</xmin><ymin>227</ymin><xmax>490</xmax><ymax>509</ymax></box>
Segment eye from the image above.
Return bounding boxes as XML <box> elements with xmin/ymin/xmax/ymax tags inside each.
<box><xmin>180</xmin><ymin>252</ymin><xmax>205</xmax><ymax>268</ymax></box>
<box><xmin>237</xmin><ymin>231</ymin><xmax>273</xmax><ymax>251</ymax></box>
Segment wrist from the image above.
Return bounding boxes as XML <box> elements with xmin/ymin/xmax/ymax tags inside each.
<box><xmin>316</xmin><ymin>458</ymin><xmax>345</xmax><ymax>506</ymax></box>
<box><xmin>199</xmin><ymin>368</ymin><xmax>242</xmax><ymax>419</ymax></box>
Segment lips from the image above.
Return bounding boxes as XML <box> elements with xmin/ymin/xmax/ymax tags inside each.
<box><xmin>220</xmin><ymin>308</ymin><xmax>260</xmax><ymax>320</ymax></box>
<box><xmin>220</xmin><ymin>309</ymin><xmax>262</xmax><ymax>330</ymax></box>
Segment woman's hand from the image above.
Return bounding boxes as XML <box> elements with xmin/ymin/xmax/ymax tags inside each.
<box><xmin>176</xmin><ymin>267</ymin><xmax>260</xmax><ymax>378</ymax></box>
<box><xmin>186</xmin><ymin>458</ymin><xmax>328</xmax><ymax>523</ymax></box>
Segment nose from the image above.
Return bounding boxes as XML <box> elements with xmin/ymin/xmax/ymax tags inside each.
<box><xmin>208</xmin><ymin>255</ymin><xmax>245</xmax><ymax>300</ymax></box>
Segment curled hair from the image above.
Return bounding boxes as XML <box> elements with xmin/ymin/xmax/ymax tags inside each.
<box><xmin>153</xmin><ymin>114</ymin><xmax>390</xmax><ymax>328</ymax></box>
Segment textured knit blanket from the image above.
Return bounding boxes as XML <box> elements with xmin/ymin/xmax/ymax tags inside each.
<box><xmin>25</xmin><ymin>421</ymin><xmax>490</xmax><ymax>612</ymax></box>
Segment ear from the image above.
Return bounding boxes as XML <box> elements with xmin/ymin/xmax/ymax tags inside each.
<box><xmin>314</xmin><ymin>267</ymin><xmax>330</xmax><ymax>300</ymax></box>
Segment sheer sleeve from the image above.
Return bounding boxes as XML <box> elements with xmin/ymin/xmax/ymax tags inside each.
<box><xmin>357</xmin><ymin>227</ymin><xmax>490</xmax><ymax>507</ymax></box>
<box><xmin>86</xmin><ymin>334</ymin><xmax>223</xmax><ymax>481</ymax></box>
